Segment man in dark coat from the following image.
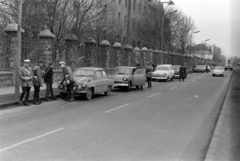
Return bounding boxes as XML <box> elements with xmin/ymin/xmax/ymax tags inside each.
<box><xmin>60</xmin><ymin>61</ymin><xmax>74</xmax><ymax>102</ymax></box>
<box><xmin>33</xmin><ymin>60</ymin><xmax>44</xmax><ymax>105</ymax></box>
<box><xmin>179</xmin><ymin>64</ymin><xmax>187</xmax><ymax>81</ymax></box>
<box><xmin>145</xmin><ymin>62</ymin><xmax>153</xmax><ymax>88</ymax></box>
<box><xmin>44</xmin><ymin>63</ymin><xmax>56</xmax><ymax>101</ymax></box>
<box><xmin>19</xmin><ymin>59</ymin><xmax>33</xmax><ymax>106</ymax></box>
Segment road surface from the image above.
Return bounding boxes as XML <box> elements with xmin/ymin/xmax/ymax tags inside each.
<box><xmin>0</xmin><ymin>71</ymin><xmax>232</xmax><ymax>161</ymax></box>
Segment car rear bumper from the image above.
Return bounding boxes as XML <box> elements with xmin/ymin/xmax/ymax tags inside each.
<box><xmin>152</xmin><ymin>77</ymin><xmax>167</xmax><ymax>80</ymax></box>
<box><xmin>113</xmin><ymin>83</ymin><xmax>129</xmax><ymax>87</ymax></box>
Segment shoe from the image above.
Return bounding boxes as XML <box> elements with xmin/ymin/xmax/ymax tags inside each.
<box><xmin>45</xmin><ymin>98</ymin><xmax>49</xmax><ymax>101</ymax></box>
<box><xmin>68</xmin><ymin>98</ymin><xmax>74</xmax><ymax>102</ymax></box>
<box><xmin>24</xmin><ymin>102</ymin><xmax>30</xmax><ymax>106</ymax></box>
<box><xmin>64</xmin><ymin>99</ymin><xmax>69</xmax><ymax>101</ymax></box>
<box><xmin>19</xmin><ymin>101</ymin><xmax>23</xmax><ymax>105</ymax></box>
<box><xmin>33</xmin><ymin>102</ymin><xmax>40</xmax><ymax>105</ymax></box>
<box><xmin>52</xmin><ymin>97</ymin><xmax>57</xmax><ymax>100</ymax></box>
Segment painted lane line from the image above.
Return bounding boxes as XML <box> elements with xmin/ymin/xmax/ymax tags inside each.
<box><xmin>183</xmin><ymin>82</ymin><xmax>188</xmax><ymax>85</ymax></box>
<box><xmin>0</xmin><ymin>128</ymin><xmax>64</xmax><ymax>152</ymax></box>
<box><xmin>104</xmin><ymin>103</ymin><xmax>131</xmax><ymax>113</ymax></box>
<box><xmin>169</xmin><ymin>86</ymin><xmax>178</xmax><ymax>90</ymax></box>
<box><xmin>148</xmin><ymin>93</ymin><xmax>161</xmax><ymax>98</ymax></box>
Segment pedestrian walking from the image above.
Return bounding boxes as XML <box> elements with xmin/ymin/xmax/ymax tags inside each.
<box><xmin>179</xmin><ymin>64</ymin><xmax>187</xmax><ymax>81</ymax></box>
<box><xmin>19</xmin><ymin>59</ymin><xmax>33</xmax><ymax>106</ymax></box>
<box><xmin>59</xmin><ymin>61</ymin><xmax>74</xmax><ymax>102</ymax></box>
<box><xmin>32</xmin><ymin>60</ymin><xmax>44</xmax><ymax>105</ymax></box>
<box><xmin>145</xmin><ymin>62</ymin><xmax>153</xmax><ymax>88</ymax></box>
<box><xmin>44</xmin><ymin>63</ymin><xmax>56</xmax><ymax>101</ymax></box>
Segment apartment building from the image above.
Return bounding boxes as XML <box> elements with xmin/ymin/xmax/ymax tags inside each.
<box><xmin>102</xmin><ymin>0</ymin><xmax>164</xmax><ymax>47</ymax></box>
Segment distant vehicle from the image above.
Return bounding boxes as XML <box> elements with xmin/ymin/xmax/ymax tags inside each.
<box><xmin>112</xmin><ymin>66</ymin><xmax>146</xmax><ymax>92</ymax></box>
<box><xmin>152</xmin><ymin>64</ymin><xmax>174</xmax><ymax>82</ymax></box>
<box><xmin>58</xmin><ymin>67</ymin><xmax>114</xmax><ymax>100</ymax></box>
<box><xmin>172</xmin><ymin>65</ymin><xmax>180</xmax><ymax>79</ymax></box>
<box><xmin>212</xmin><ymin>66</ymin><xmax>225</xmax><ymax>77</ymax></box>
<box><xmin>193</xmin><ymin>65</ymin><xmax>206</xmax><ymax>73</ymax></box>
<box><xmin>225</xmin><ymin>60</ymin><xmax>233</xmax><ymax>70</ymax></box>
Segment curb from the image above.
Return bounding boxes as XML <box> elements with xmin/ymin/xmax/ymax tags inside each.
<box><xmin>204</xmin><ymin>70</ymin><xmax>235</xmax><ymax>161</ymax></box>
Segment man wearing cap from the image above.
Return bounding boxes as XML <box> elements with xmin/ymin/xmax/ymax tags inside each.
<box><xmin>19</xmin><ymin>59</ymin><xmax>33</xmax><ymax>106</ymax></box>
<box><xmin>59</xmin><ymin>61</ymin><xmax>74</xmax><ymax>102</ymax></box>
<box><xmin>145</xmin><ymin>62</ymin><xmax>153</xmax><ymax>88</ymax></box>
<box><xmin>32</xmin><ymin>60</ymin><xmax>44</xmax><ymax>105</ymax></box>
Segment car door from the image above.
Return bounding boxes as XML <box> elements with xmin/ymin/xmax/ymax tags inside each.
<box><xmin>95</xmin><ymin>71</ymin><xmax>104</xmax><ymax>93</ymax></box>
<box><xmin>132</xmin><ymin>69</ymin><xmax>146</xmax><ymax>86</ymax></box>
<box><xmin>101</xmin><ymin>70</ymin><xmax>110</xmax><ymax>91</ymax></box>
<box><xmin>170</xmin><ymin>66</ymin><xmax>174</xmax><ymax>77</ymax></box>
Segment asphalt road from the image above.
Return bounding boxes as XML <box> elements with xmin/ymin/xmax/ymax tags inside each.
<box><xmin>0</xmin><ymin>71</ymin><xmax>233</xmax><ymax>161</ymax></box>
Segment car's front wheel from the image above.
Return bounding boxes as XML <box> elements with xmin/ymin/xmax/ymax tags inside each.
<box><xmin>85</xmin><ymin>88</ymin><xmax>93</xmax><ymax>100</ymax></box>
<box><xmin>105</xmin><ymin>86</ymin><xmax>111</xmax><ymax>96</ymax></box>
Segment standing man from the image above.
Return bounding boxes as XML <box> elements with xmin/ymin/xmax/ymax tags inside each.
<box><xmin>32</xmin><ymin>60</ymin><xmax>44</xmax><ymax>105</ymax></box>
<box><xmin>179</xmin><ymin>64</ymin><xmax>187</xmax><ymax>81</ymax></box>
<box><xmin>59</xmin><ymin>61</ymin><xmax>74</xmax><ymax>102</ymax></box>
<box><xmin>145</xmin><ymin>62</ymin><xmax>153</xmax><ymax>88</ymax></box>
<box><xmin>19</xmin><ymin>59</ymin><xmax>33</xmax><ymax>106</ymax></box>
<box><xmin>44</xmin><ymin>63</ymin><xmax>56</xmax><ymax>101</ymax></box>
<box><xmin>135</xmin><ymin>64</ymin><xmax>141</xmax><ymax>89</ymax></box>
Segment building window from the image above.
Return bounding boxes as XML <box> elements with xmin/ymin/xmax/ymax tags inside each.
<box><xmin>124</xmin><ymin>15</ymin><xmax>127</xmax><ymax>27</ymax></box>
<box><xmin>118</xmin><ymin>13</ymin><xmax>121</xmax><ymax>21</ymax></box>
<box><xmin>132</xmin><ymin>18</ymin><xmax>135</xmax><ymax>30</ymax></box>
<box><xmin>133</xmin><ymin>0</ymin><xmax>136</xmax><ymax>11</ymax></box>
<box><xmin>139</xmin><ymin>3</ymin><xmax>142</xmax><ymax>13</ymax></box>
<box><xmin>119</xmin><ymin>0</ymin><xmax>121</xmax><ymax>4</ymax></box>
<box><xmin>125</xmin><ymin>0</ymin><xmax>127</xmax><ymax>7</ymax></box>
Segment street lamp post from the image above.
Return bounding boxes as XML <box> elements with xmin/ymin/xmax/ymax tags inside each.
<box><xmin>161</xmin><ymin>10</ymin><xmax>177</xmax><ymax>53</ymax></box>
<box><xmin>189</xmin><ymin>30</ymin><xmax>200</xmax><ymax>56</ymax></box>
<box><xmin>201</xmin><ymin>39</ymin><xmax>210</xmax><ymax>60</ymax></box>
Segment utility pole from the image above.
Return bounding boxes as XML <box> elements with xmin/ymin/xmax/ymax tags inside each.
<box><xmin>15</xmin><ymin>0</ymin><xmax>23</xmax><ymax>97</ymax></box>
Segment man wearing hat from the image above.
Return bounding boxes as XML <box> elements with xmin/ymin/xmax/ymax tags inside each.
<box><xmin>32</xmin><ymin>60</ymin><xmax>44</xmax><ymax>105</ymax></box>
<box><xmin>145</xmin><ymin>62</ymin><xmax>153</xmax><ymax>88</ymax></box>
<box><xmin>59</xmin><ymin>61</ymin><xmax>74</xmax><ymax>102</ymax></box>
<box><xmin>19</xmin><ymin>59</ymin><xmax>33</xmax><ymax>106</ymax></box>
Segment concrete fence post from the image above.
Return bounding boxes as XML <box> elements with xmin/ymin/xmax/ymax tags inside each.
<box><xmin>124</xmin><ymin>44</ymin><xmax>133</xmax><ymax>66</ymax></box>
<box><xmin>113</xmin><ymin>42</ymin><xmax>122</xmax><ymax>67</ymax></box>
<box><xmin>64</xmin><ymin>34</ymin><xmax>78</xmax><ymax>70</ymax></box>
<box><xmin>38</xmin><ymin>29</ymin><xmax>55</xmax><ymax>65</ymax></box>
<box><xmin>84</xmin><ymin>37</ymin><xmax>97</xmax><ymax>67</ymax></box>
<box><xmin>134</xmin><ymin>47</ymin><xmax>141</xmax><ymax>66</ymax></box>
<box><xmin>141</xmin><ymin>47</ymin><xmax>148</xmax><ymax>67</ymax></box>
<box><xmin>100</xmin><ymin>40</ymin><xmax>111</xmax><ymax>69</ymax></box>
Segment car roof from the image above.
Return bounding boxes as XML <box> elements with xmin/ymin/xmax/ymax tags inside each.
<box><xmin>157</xmin><ymin>64</ymin><xmax>172</xmax><ymax>67</ymax></box>
<box><xmin>75</xmin><ymin>67</ymin><xmax>105</xmax><ymax>71</ymax></box>
<box><xmin>115</xmin><ymin>66</ymin><xmax>135</xmax><ymax>69</ymax></box>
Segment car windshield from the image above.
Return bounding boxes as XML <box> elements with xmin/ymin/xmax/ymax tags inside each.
<box><xmin>156</xmin><ymin>66</ymin><xmax>169</xmax><ymax>71</ymax></box>
<box><xmin>73</xmin><ymin>70</ymin><xmax>95</xmax><ymax>77</ymax></box>
<box><xmin>115</xmin><ymin>68</ymin><xmax>132</xmax><ymax>75</ymax></box>
<box><xmin>173</xmin><ymin>66</ymin><xmax>180</xmax><ymax>70</ymax></box>
<box><xmin>215</xmin><ymin>66</ymin><xmax>223</xmax><ymax>70</ymax></box>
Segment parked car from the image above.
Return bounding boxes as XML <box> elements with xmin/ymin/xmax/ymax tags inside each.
<box><xmin>212</xmin><ymin>66</ymin><xmax>225</xmax><ymax>77</ymax></box>
<box><xmin>172</xmin><ymin>65</ymin><xmax>180</xmax><ymax>79</ymax></box>
<box><xmin>152</xmin><ymin>64</ymin><xmax>174</xmax><ymax>82</ymax></box>
<box><xmin>225</xmin><ymin>65</ymin><xmax>233</xmax><ymax>71</ymax></box>
<box><xmin>58</xmin><ymin>67</ymin><xmax>114</xmax><ymax>100</ymax></box>
<box><xmin>112</xmin><ymin>66</ymin><xmax>146</xmax><ymax>92</ymax></box>
<box><xmin>193</xmin><ymin>65</ymin><xmax>206</xmax><ymax>73</ymax></box>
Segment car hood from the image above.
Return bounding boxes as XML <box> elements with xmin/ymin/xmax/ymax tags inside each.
<box><xmin>73</xmin><ymin>76</ymin><xmax>94</xmax><ymax>84</ymax></box>
<box><xmin>153</xmin><ymin>70</ymin><xmax>168</xmax><ymax>74</ymax></box>
<box><xmin>213</xmin><ymin>69</ymin><xmax>224</xmax><ymax>73</ymax></box>
<box><xmin>114</xmin><ymin>74</ymin><xmax>130</xmax><ymax>81</ymax></box>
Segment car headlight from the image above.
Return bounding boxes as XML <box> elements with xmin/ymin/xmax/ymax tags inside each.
<box><xmin>73</xmin><ymin>86</ymin><xmax>78</xmax><ymax>91</ymax></box>
<box><xmin>82</xmin><ymin>83</ymin><xmax>86</xmax><ymax>88</ymax></box>
<box><xmin>78</xmin><ymin>85</ymin><xmax>82</xmax><ymax>89</ymax></box>
<box><xmin>122</xmin><ymin>77</ymin><xmax>128</xmax><ymax>81</ymax></box>
<box><xmin>57</xmin><ymin>83</ymin><xmax>61</xmax><ymax>87</ymax></box>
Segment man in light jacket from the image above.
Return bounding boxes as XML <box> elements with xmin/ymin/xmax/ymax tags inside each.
<box><xmin>32</xmin><ymin>60</ymin><xmax>44</xmax><ymax>105</ymax></box>
<box><xmin>59</xmin><ymin>61</ymin><xmax>74</xmax><ymax>102</ymax></box>
<box><xmin>19</xmin><ymin>59</ymin><xmax>33</xmax><ymax>106</ymax></box>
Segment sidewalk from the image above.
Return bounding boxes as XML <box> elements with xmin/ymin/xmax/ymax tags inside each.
<box><xmin>0</xmin><ymin>82</ymin><xmax>59</xmax><ymax>108</ymax></box>
<box><xmin>205</xmin><ymin>67</ymin><xmax>240</xmax><ymax>161</ymax></box>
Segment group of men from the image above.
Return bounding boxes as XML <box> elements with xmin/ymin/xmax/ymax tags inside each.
<box><xmin>19</xmin><ymin>59</ymin><xmax>57</xmax><ymax>106</ymax></box>
<box><xmin>136</xmin><ymin>62</ymin><xmax>154</xmax><ymax>88</ymax></box>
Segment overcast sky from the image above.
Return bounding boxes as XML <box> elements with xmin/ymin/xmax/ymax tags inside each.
<box><xmin>168</xmin><ymin>0</ymin><xmax>240</xmax><ymax>58</ymax></box>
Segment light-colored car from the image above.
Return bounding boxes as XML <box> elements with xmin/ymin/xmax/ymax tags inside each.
<box><xmin>58</xmin><ymin>67</ymin><xmax>114</xmax><ymax>100</ymax></box>
<box><xmin>152</xmin><ymin>64</ymin><xmax>174</xmax><ymax>82</ymax></box>
<box><xmin>212</xmin><ymin>66</ymin><xmax>225</xmax><ymax>77</ymax></box>
<box><xmin>112</xmin><ymin>66</ymin><xmax>146</xmax><ymax>92</ymax></box>
<box><xmin>194</xmin><ymin>65</ymin><xmax>206</xmax><ymax>73</ymax></box>
<box><xmin>173</xmin><ymin>65</ymin><xmax>181</xmax><ymax>79</ymax></box>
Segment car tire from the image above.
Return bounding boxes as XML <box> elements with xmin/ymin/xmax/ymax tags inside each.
<box><xmin>105</xmin><ymin>86</ymin><xmax>111</xmax><ymax>96</ymax></box>
<box><xmin>126</xmin><ymin>82</ymin><xmax>131</xmax><ymax>92</ymax></box>
<box><xmin>140</xmin><ymin>86</ymin><xmax>143</xmax><ymax>90</ymax></box>
<box><xmin>85</xmin><ymin>88</ymin><xmax>93</xmax><ymax>100</ymax></box>
<box><xmin>60</xmin><ymin>92</ymin><xmax>67</xmax><ymax>99</ymax></box>
<box><xmin>171</xmin><ymin>77</ymin><xmax>173</xmax><ymax>81</ymax></box>
<box><xmin>212</xmin><ymin>74</ymin><xmax>215</xmax><ymax>76</ymax></box>
<box><xmin>222</xmin><ymin>75</ymin><xmax>224</xmax><ymax>77</ymax></box>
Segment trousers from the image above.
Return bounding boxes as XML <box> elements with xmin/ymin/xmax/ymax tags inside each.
<box><xmin>20</xmin><ymin>87</ymin><xmax>31</xmax><ymax>102</ymax></box>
